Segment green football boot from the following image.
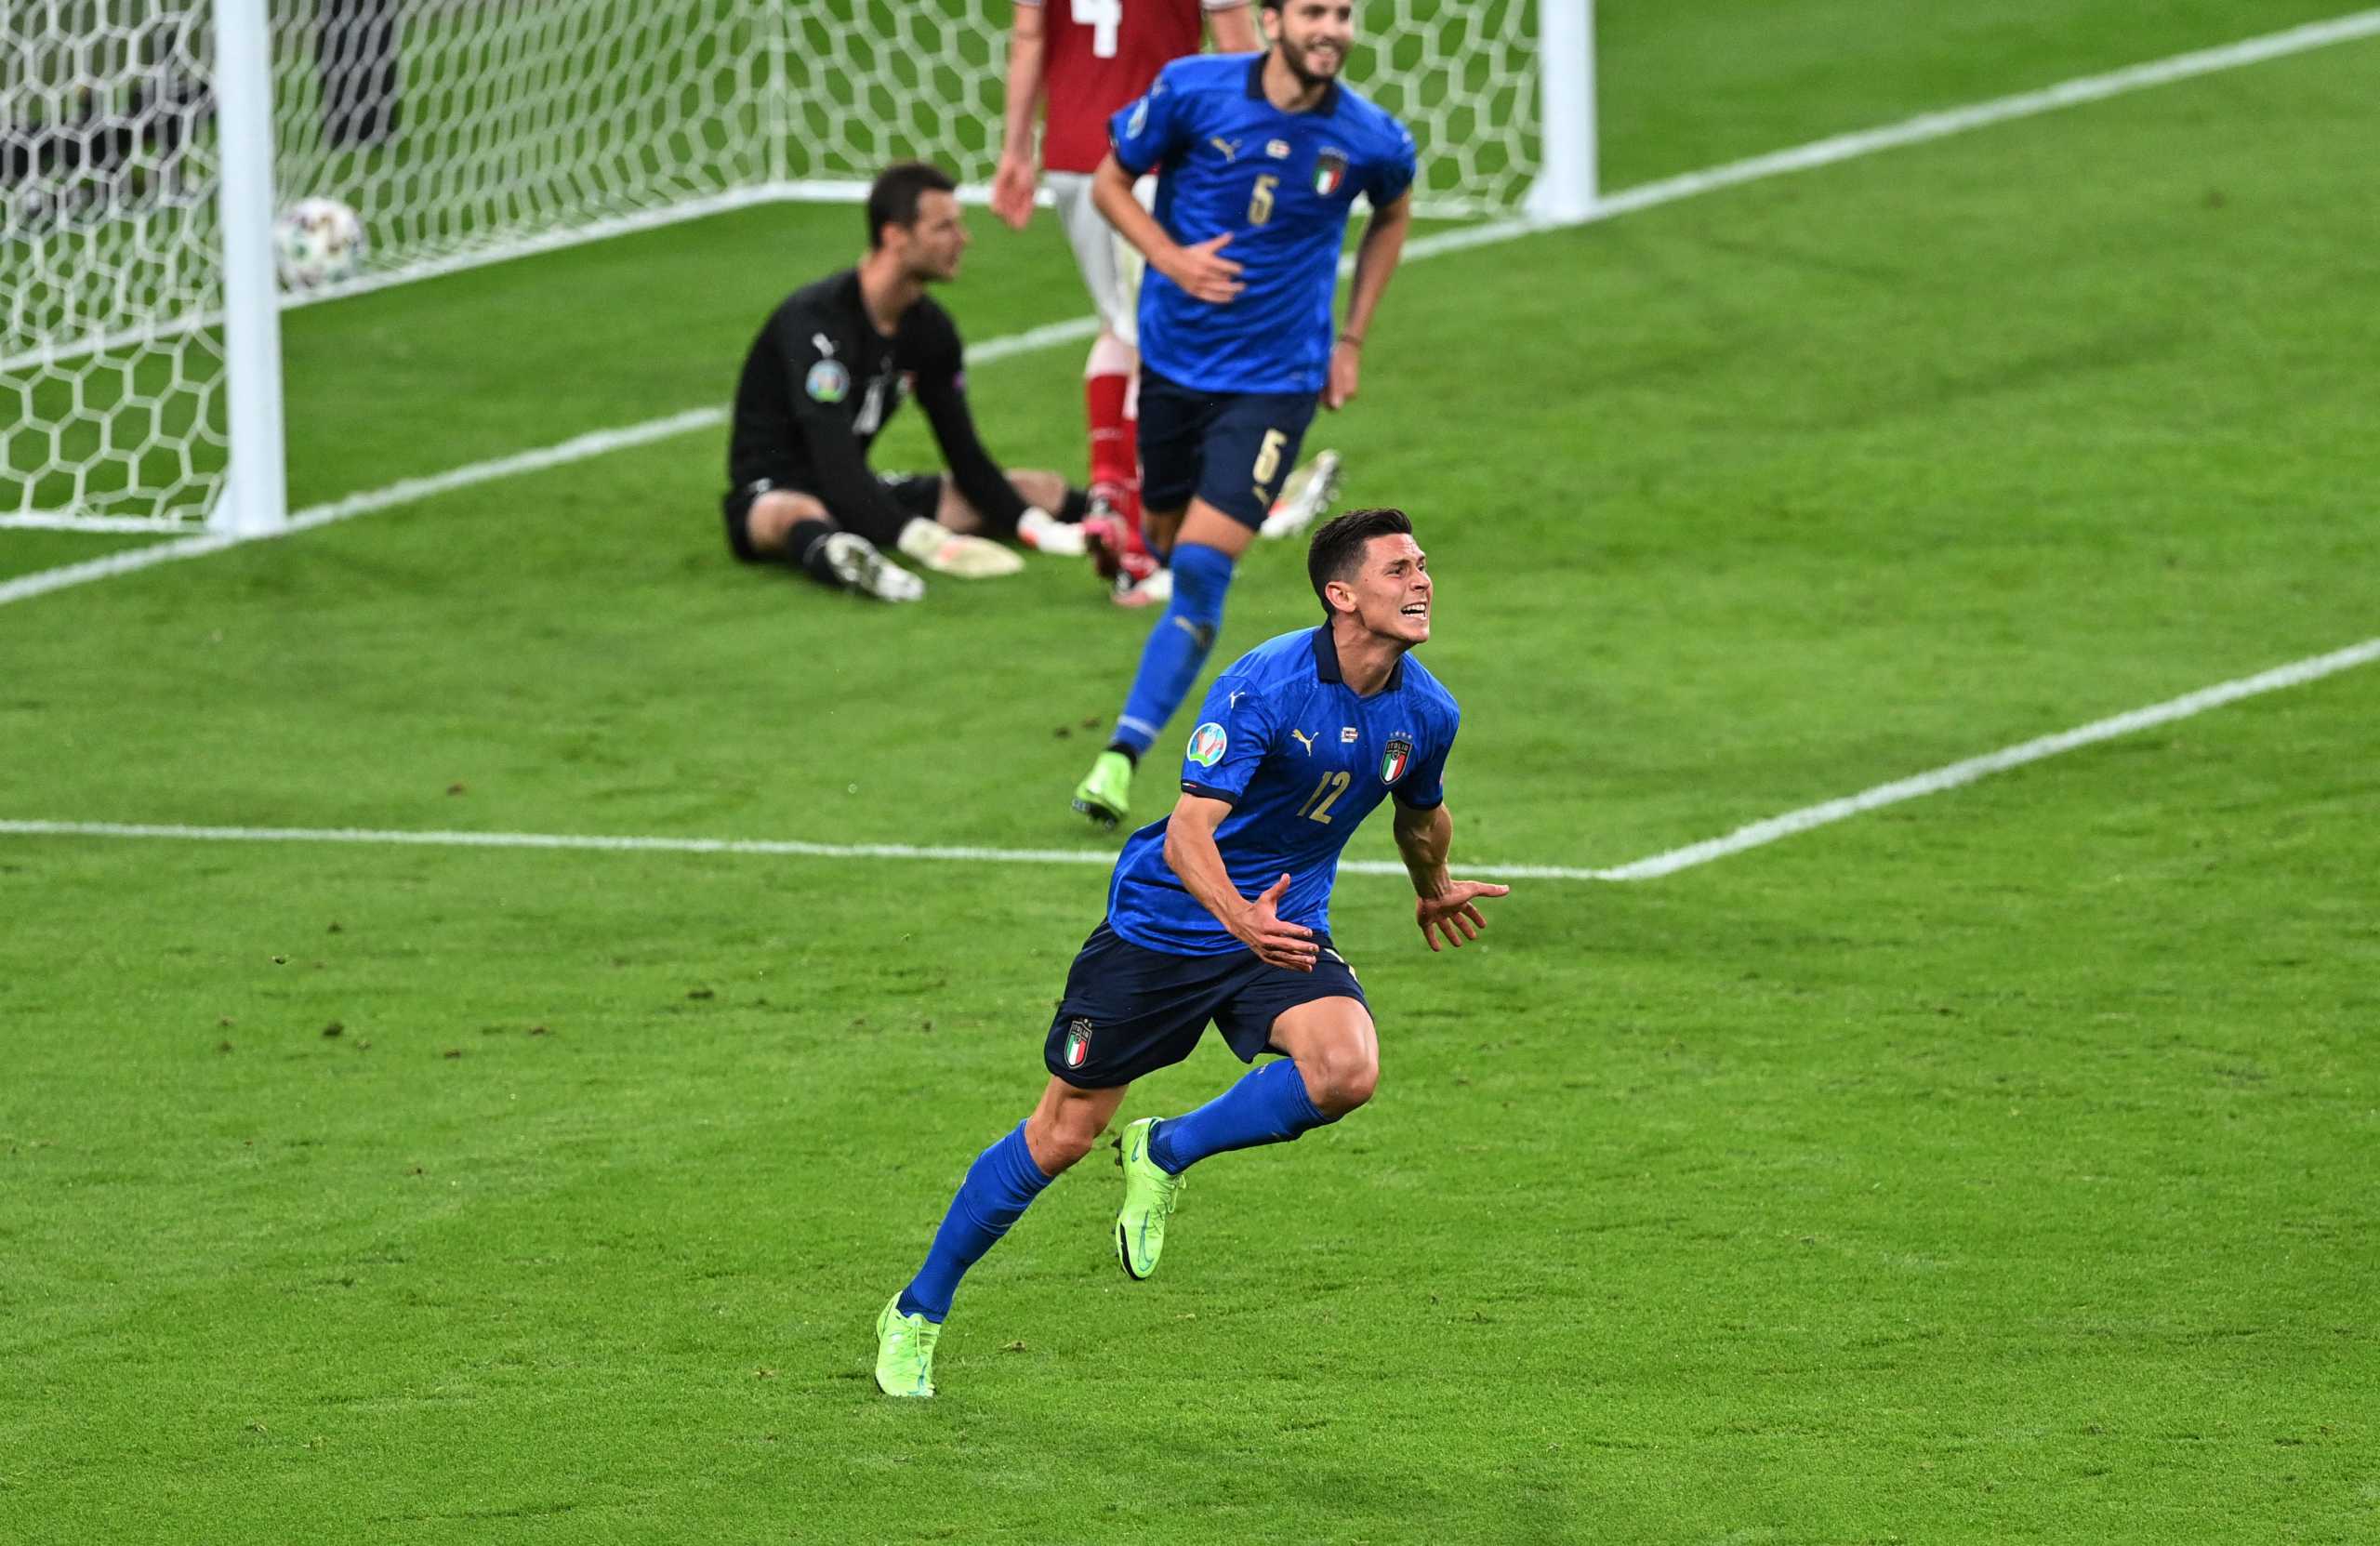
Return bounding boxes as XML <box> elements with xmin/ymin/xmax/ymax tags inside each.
<box><xmin>1113</xmin><ymin>1117</ymin><xmax>1185</xmax><ymax>1281</ymax></box>
<box><xmin>1072</xmin><ymin>749</ymin><xmax>1132</xmax><ymax>830</ymax></box>
<box><xmin>874</xmin><ymin>1295</ymin><xmax>941</xmax><ymax>1398</ymax></box>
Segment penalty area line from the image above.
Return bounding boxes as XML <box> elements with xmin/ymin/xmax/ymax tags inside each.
<box><xmin>1606</xmin><ymin>636</ymin><xmax>2380</xmax><ymax>880</ymax></box>
<box><xmin>0</xmin><ymin>818</ymin><xmax>1602</xmax><ymax>883</ymax></box>
<box><xmin>7</xmin><ymin>633</ymin><xmax>2374</xmax><ymax>883</ymax></box>
<box><xmin>0</xmin><ymin>410</ymin><xmax>722</xmax><ymax>610</ymax></box>
<box><xmin>7</xmin><ymin>9</ymin><xmax>2379</xmax><ymax>613</ymax></box>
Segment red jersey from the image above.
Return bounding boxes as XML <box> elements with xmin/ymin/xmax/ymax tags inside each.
<box><xmin>1032</xmin><ymin>0</ymin><xmax>1221</xmax><ymax>173</ymax></box>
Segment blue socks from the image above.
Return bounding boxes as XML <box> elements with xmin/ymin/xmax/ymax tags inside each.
<box><xmin>896</xmin><ymin>1123</ymin><xmax>1053</xmax><ymax>1323</ymax></box>
<box><xmin>1112</xmin><ymin>541</ymin><xmax>1236</xmax><ymax>756</ymax></box>
<box><xmin>895</xmin><ymin>1061</ymin><xmax>1334</xmax><ymax>1323</ymax></box>
<box><xmin>1146</xmin><ymin>1058</ymin><xmax>1333</xmax><ymax>1176</ymax></box>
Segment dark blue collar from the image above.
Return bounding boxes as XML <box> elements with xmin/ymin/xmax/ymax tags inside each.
<box><xmin>1311</xmin><ymin>626</ymin><xmax>1405</xmax><ymax>695</ymax></box>
<box><xmin>1245</xmin><ymin>53</ymin><xmax>1341</xmax><ymax>116</ymax></box>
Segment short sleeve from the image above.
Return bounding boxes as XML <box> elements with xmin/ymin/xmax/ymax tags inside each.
<box><xmin>1393</xmin><ymin>710</ymin><xmax>1455</xmax><ymax>810</ymax></box>
<box><xmin>1366</xmin><ymin>121</ymin><xmax>1419</xmax><ymax>207</ymax></box>
<box><xmin>1178</xmin><ymin>676</ymin><xmax>1277</xmax><ymax>805</ymax></box>
<box><xmin>1110</xmin><ymin>64</ymin><xmax>1196</xmax><ymax>177</ymax></box>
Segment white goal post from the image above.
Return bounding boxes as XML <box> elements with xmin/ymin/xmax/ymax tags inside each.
<box><xmin>1</xmin><ymin>0</ymin><xmax>1595</xmax><ymax>536</ymax></box>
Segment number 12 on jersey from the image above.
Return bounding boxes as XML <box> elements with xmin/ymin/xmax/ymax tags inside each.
<box><xmin>1298</xmin><ymin>770</ymin><xmax>1352</xmax><ymax>824</ymax></box>
<box><xmin>1073</xmin><ymin>0</ymin><xmax>1122</xmax><ymax>58</ymax></box>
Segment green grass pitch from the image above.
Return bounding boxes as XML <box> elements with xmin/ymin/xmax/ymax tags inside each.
<box><xmin>4</xmin><ymin>4</ymin><xmax>2376</xmax><ymax>1541</ymax></box>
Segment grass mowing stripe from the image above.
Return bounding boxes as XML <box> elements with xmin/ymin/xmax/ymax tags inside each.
<box><xmin>11</xmin><ymin>636</ymin><xmax>2373</xmax><ymax>882</ymax></box>
<box><xmin>8</xmin><ymin>10</ymin><xmax>2375</xmax><ymax>613</ymax></box>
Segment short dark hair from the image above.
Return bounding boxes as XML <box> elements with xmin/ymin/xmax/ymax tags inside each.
<box><xmin>865</xmin><ymin>162</ymin><xmax>957</xmax><ymax>249</ymax></box>
<box><xmin>1307</xmin><ymin>507</ymin><xmax>1414</xmax><ymax>616</ymax></box>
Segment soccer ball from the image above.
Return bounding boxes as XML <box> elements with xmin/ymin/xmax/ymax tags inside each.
<box><xmin>272</xmin><ymin>197</ymin><xmax>366</xmax><ymax>290</ymax></box>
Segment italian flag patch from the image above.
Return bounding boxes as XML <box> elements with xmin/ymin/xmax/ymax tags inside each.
<box><xmin>1381</xmin><ymin>735</ymin><xmax>1412</xmax><ymax>783</ymax></box>
<box><xmin>1313</xmin><ymin>151</ymin><xmax>1347</xmax><ymax>196</ymax></box>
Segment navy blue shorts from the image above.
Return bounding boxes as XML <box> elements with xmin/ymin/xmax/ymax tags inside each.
<box><xmin>1044</xmin><ymin>919</ymin><xmax>1367</xmax><ymax>1089</ymax></box>
<box><xmin>1135</xmin><ymin>367</ymin><xmax>1319</xmax><ymax>529</ymax></box>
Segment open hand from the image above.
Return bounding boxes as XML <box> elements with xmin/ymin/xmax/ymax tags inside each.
<box><xmin>988</xmin><ymin>154</ymin><xmax>1038</xmax><ymax>231</ymax></box>
<box><xmin>1236</xmin><ymin>873</ymin><xmax>1318</xmax><ymax>971</ymax></box>
<box><xmin>1164</xmin><ymin>232</ymin><xmax>1244</xmax><ymax>304</ymax></box>
<box><xmin>1416</xmin><ymin>880</ymin><xmax>1511</xmax><ymax>953</ymax></box>
<box><xmin>1323</xmin><ymin>338</ymin><xmax>1361</xmax><ymax>410</ymax></box>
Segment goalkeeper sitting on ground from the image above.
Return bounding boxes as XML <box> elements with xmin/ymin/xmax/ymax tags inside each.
<box><xmin>720</xmin><ymin>161</ymin><xmax>1098</xmax><ymax>602</ymax></box>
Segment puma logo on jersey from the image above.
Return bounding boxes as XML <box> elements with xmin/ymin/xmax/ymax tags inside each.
<box><xmin>1210</xmin><ymin>137</ymin><xmax>1243</xmax><ymax>163</ymax></box>
<box><xmin>1289</xmin><ymin>729</ymin><xmax>1316</xmax><ymax>755</ymax></box>
<box><xmin>812</xmin><ymin>332</ymin><xmax>837</xmax><ymax>358</ymax></box>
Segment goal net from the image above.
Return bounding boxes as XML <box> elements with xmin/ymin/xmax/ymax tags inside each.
<box><xmin>5</xmin><ymin>0</ymin><xmax>1567</xmax><ymax>534</ymax></box>
<box><xmin>787</xmin><ymin>0</ymin><xmax>1545</xmax><ymax>217</ymax></box>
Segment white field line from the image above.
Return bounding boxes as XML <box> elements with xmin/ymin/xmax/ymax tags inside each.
<box><xmin>7</xmin><ymin>635</ymin><xmax>2374</xmax><ymax>881</ymax></box>
<box><xmin>1601</xmin><ymin>637</ymin><xmax>2380</xmax><ymax>880</ymax></box>
<box><xmin>0</xmin><ymin>512</ymin><xmax>196</xmax><ymax>534</ymax></box>
<box><xmin>0</xmin><ymin>817</ymin><xmax>1433</xmax><ymax>879</ymax></box>
<box><xmin>7</xmin><ymin>11</ymin><xmax>2376</xmax><ymax>610</ymax></box>
<box><xmin>0</xmin><ymin>409</ymin><xmax>721</xmax><ymax>608</ymax></box>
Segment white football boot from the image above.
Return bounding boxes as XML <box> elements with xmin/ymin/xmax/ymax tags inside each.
<box><xmin>1110</xmin><ymin>564</ymin><xmax>1173</xmax><ymax>609</ymax></box>
<box><xmin>820</xmin><ymin>532</ymin><xmax>925</xmax><ymax>602</ymax></box>
<box><xmin>1261</xmin><ymin>450</ymin><xmax>1342</xmax><ymax>541</ymax></box>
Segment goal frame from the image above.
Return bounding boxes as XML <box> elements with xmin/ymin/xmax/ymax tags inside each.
<box><xmin>8</xmin><ymin>0</ymin><xmax>1597</xmax><ymax>538</ymax></box>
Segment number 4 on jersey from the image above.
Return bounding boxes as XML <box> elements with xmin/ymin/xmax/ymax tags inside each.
<box><xmin>1074</xmin><ymin>0</ymin><xmax>1122</xmax><ymax>58</ymax></box>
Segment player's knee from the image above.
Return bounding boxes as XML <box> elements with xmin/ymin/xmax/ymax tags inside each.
<box><xmin>1329</xmin><ymin>1057</ymin><xmax>1380</xmax><ymax>1116</ymax></box>
<box><xmin>745</xmin><ymin>492</ymin><xmax>823</xmax><ymax>553</ymax></box>
<box><xmin>1025</xmin><ymin>1106</ymin><xmax>1102</xmax><ymax>1173</ymax></box>
<box><xmin>1302</xmin><ymin>1048</ymin><xmax>1379</xmax><ymax>1118</ymax></box>
<box><xmin>1088</xmin><ymin>330</ymin><xmax>1136</xmax><ymax>378</ymax></box>
<box><xmin>1011</xmin><ymin>469</ymin><xmax>1067</xmax><ymax>512</ymax></box>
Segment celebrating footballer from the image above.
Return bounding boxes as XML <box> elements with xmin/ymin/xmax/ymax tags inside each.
<box><xmin>875</xmin><ymin>508</ymin><xmax>1509</xmax><ymax>1398</ymax></box>
<box><xmin>1071</xmin><ymin>0</ymin><xmax>1418</xmax><ymax>826</ymax></box>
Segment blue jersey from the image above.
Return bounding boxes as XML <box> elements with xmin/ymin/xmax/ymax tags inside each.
<box><xmin>1106</xmin><ymin>627</ymin><xmax>1461</xmax><ymax>956</ymax></box>
<box><xmin>1109</xmin><ymin>53</ymin><xmax>1418</xmax><ymax>396</ymax></box>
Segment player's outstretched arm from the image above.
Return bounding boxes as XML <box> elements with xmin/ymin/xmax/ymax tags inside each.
<box><xmin>1392</xmin><ymin>800</ymin><xmax>1511</xmax><ymax>953</ymax></box>
<box><xmin>1093</xmin><ymin>152</ymin><xmax>1243</xmax><ymax>304</ymax></box>
<box><xmin>1163</xmin><ymin>793</ymin><xmax>1320</xmax><ymax>971</ymax></box>
<box><xmin>989</xmin><ymin>3</ymin><xmax>1047</xmax><ymax>231</ymax></box>
<box><xmin>1326</xmin><ymin>189</ymin><xmax>1413</xmax><ymax>411</ymax></box>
